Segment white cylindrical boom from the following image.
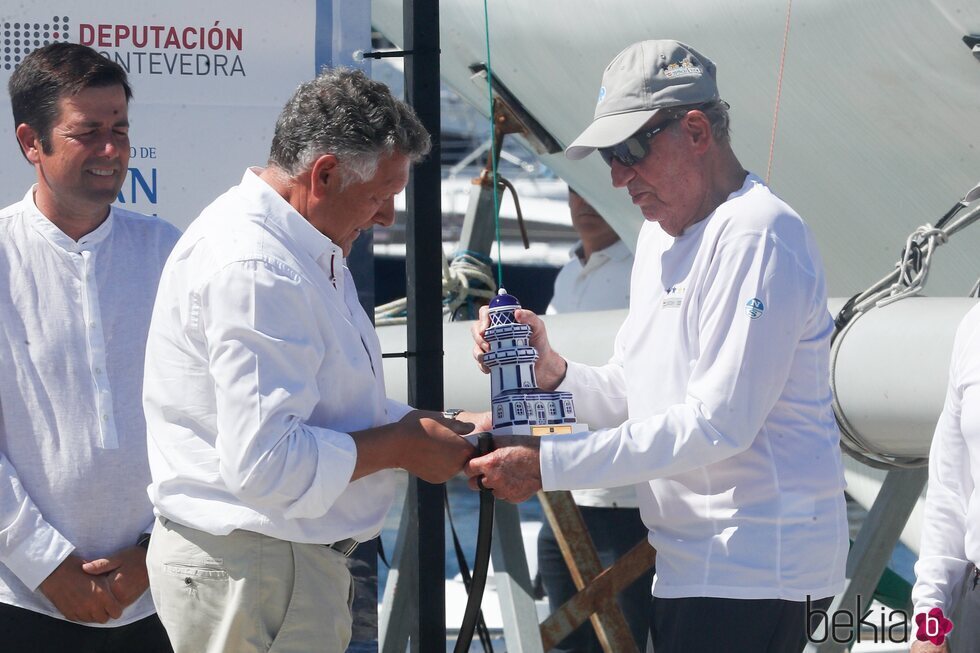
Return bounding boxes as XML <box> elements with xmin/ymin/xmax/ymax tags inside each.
<box><xmin>378</xmin><ymin>297</ymin><xmax>977</xmax><ymax>459</ymax></box>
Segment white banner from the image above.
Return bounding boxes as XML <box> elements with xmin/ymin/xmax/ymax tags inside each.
<box><xmin>1</xmin><ymin>0</ymin><xmax>371</xmax><ymax>229</ymax></box>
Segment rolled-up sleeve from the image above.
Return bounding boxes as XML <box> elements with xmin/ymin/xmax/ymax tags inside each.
<box><xmin>200</xmin><ymin>259</ymin><xmax>357</xmax><ymax>520</ymax></box>
<box><xmin>386</xmin><ymin>399</ymin><xmax>413</xmax><ymax>422</ymax></box>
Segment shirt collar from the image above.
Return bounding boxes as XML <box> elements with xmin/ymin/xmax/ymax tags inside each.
<box><xmin>23</xmin><ymin>186</ymin><xmax>115</xmax><ymax>253</ymax></box>
<box><xmin>569</xmin><ymin>238</ymin><xmax>631</xmax><ymax>264</ymax></box>
<box><xmin>240</xmin><ymin>167</ymin><xmax>342</xmax><ymax>264</ymax></box>
<box><xmin>601</xmin><ymin>239</ymin><xmax>633</xmax><ymax>261</ymax></box>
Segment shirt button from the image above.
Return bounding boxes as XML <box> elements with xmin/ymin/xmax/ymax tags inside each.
<box><xmin>95</xmin><ymin>367</ymin><xmax>102</xmax><ymax>374</ymax></box>
<box><xmin>102</xmin><ymin>414</ymin><xmax>109</xmax><ymax>421</ymax></box>
<box><xmin>89</xmin><ymin>322</ymin><xmax>96</xmax><ymax>329</ymax></box>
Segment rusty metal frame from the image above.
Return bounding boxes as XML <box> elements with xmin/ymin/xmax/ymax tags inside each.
<box><xmin>537</xmin><ymin>490</ymin><xmax>657</xmax><ymax>652</ymax></box>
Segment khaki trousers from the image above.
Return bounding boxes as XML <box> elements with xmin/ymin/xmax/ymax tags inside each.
<box><xmin>147</xmin><ymin>518</ymin><xmax>353</xmax><ymax>653</ymax></box>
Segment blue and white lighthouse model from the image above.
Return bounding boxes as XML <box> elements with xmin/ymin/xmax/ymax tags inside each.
<box><xmin>483</xmin><ymin>289</ymin><xmax>588</xmax><ymax>436</ymax></box>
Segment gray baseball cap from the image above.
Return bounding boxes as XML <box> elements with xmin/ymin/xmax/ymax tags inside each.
<box><xmin>566</xmin><ymin>40</ymin><xmax>720</xmax><ymax>160</ymax></box>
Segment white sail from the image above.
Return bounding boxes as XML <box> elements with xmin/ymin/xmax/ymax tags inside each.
<box><xmin>372</xmin><ymin>0</ymin><xmax>980</xmax><ymax>298</ymax></box>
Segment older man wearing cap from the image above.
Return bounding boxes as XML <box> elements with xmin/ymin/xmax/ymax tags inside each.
<box><xmin>466</xmin><ymin>40</ymin><xmax>848</xmax><ymax>652</ymax></box>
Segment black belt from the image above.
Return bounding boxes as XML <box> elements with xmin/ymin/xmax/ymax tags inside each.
<box><xmin>325</xmin><ymin>538</ymin><xmax>359</xmax><ymax>557</ymax></box>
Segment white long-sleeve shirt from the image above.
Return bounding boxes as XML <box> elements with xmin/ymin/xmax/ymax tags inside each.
<box><xmin>912</xmin><ymin>302</ymin><xmax>980</xmax><ymax>615</ymax></box>
<box><xmin>547</xmin><ymin>238</ymin><xmax>638</xmax><ymax>509</ymax></box>
<box><xmin>0</xmin><ymin>188</ymin><xmax>180</xmax><ymax>624</ymax></box>
<box><xmin>539</xmin><ymin>174</ymin><xmax>848</xmax><ymax>601</ymax></box>
<box><xmin>144</xmin><ymin>168</ymin><xmax>411</xmax><ymax>545</ymax></box>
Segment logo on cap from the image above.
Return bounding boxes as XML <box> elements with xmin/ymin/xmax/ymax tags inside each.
<box><xmin>597</xmin><ymin>86</ymin><xmax>606</xmax><ymax>104</ymax></box>
<box><xmin>664</xmin><ymin>56</ymin><xmax>702</xmax><ymax>79</ymax></box>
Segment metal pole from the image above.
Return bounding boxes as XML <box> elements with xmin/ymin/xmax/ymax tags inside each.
<box><xmin>403</xmin><ymin>0</ymin><xmax>444</xmax><ymax>650</ymax></box>
<box><xmin>490</xmin><ymin>502</ymin><xmax>547</xmax><ymax>653</ymax></box>
<box><xmin>806</xmin><ymin>467</ymin><xmax>928</xmax><ymax>653</ymax></box>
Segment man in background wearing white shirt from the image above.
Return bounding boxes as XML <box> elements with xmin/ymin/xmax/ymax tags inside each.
<box><xmin>143</xmin><ymin>68</ymin><xmax>480</xmax><ymax>653</ymax></box>
<box><xmin>466</xmin><ymin>40</ymin><xmax>848</xmax><ymax>653</ymax></box>
<box><xmin>0</xmin><ymin>43</ymin><xmax>180</xmax><ymax>652</ymax></box>
<box><xmin>541</xmin><ymin>187</ymin><xmax>651</xmax><ymax>652</ymax></box>
<box><xmin>546</xmin><ymin>188</ymin><xmax>633</xmax><ymax>316</ymax></box>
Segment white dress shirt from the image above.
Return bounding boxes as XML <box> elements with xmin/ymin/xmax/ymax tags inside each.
<box><xmin>144</xmin><ymin>168</ymin><xmax>411</xmax><ymax>546</ymax></box>
<box><xmin>546</xmin><ymin>239</ymin><xmax>633</xmax><ymax>316</ymax></box>
<box><xmin>913</xmin><ymin>302</ymin><xmax>980</xmax><ymax>615</ymax></box>
<box><xmin>547</xmin><ymin>238</ymin><xmax>637</xmax><ymax>509</ymax></box>
<box><xmin>0</xmin><ymin>188</ymin><xmax>180</xmax><ymax>624</ymax></box>
<box><xmin>539</xmin><ymin>174</ymin><xmax>848</xmax><ymax>601</ymax></box>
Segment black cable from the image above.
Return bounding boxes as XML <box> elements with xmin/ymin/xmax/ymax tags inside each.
<box><xmin>376</xmin><ymin>537</ymin><xmax>390</xmax><ymax>570</ymax></box>
<box><xmin>454</xmin><ymin>432</ymin><xmax>496</xmax><ymax>653</ymax></box>
<box><xmin>934</xmin><ymin>199</ymin><xmax>966</xmax><ymax>230</ymax></box>
<box><xmin>445</xmin><ymin>481</ymin><xmax>493</xmax><ymax>651</ymax></box>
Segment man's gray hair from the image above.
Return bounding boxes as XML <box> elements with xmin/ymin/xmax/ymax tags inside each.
<box><xmin>268</xmin><ymin>67</ymin><xmax>431</xmax><ymax>186</ymax></box>
<box><xmin>698</xmin><ymin>99</ymin><xmax>731</xmax><ymax>144</ymax></box>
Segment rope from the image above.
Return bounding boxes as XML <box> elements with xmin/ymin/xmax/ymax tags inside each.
<box><xmin>831</xmin><ymin>191</ymin><xmax>980</xmax><ymax>468</ymax></box>
<box><xmin>766</xmin><ymin>0</ymin><xmax>794</xmax><ymax>184</ymax></box>
<box><xmin>374</xmin><ymin>250</ymin><xmax>497</xmax><ymax>326</ymax></box>
<box><xmin>877</xmin><ymin>226</ymin><xmax>948</xmax><ymax>309</ymax></box>
<box><xmin>444</xmin><ymin>251</ymin><xmax>499</xmax><ymax>319</ymax></box>
<box><xmin>375</xmin><ymin>0</ymin><xmax>512</xmax><ymax>327</ymax></box>
<box><xmin>836</xmin><ymin>200</ymin><xmax>980</xmax><ymax>327</ymax></box>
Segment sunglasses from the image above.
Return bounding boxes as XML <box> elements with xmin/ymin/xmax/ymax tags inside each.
<box><xmin>598</xmin><ymin>116</ymin><xmax>681</xmax><ymax>167</ymax></box>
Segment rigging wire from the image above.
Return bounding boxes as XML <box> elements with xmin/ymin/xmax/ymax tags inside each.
<box><xmin>447</xmin><ymin>8</ymin><xmax>506</xmax><ymax>653</ymax></box>
<box><xmin>482</xmin><ymin>0</ymin><xmax>504</xmax><ymax>290</ymax></box>
<box><xmin>374</xmin><ymin>0</ymin><xmax>512</xmax><ymax>327</ymax></box>
<box><xmin>766</xmin><ymin>0</ymin><xmax>794</xmax><ymax>184</ymax></box>
<box><xmin>832</xmin><ymin>188</ymin><xmax>980</xmax><ymax>469</ymax></box>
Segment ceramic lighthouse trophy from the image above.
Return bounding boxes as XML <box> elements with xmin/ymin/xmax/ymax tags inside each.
<box><xmin>482</xmin><ymin>289</ymin><xmax>588</xmax><ymax>436</ymax></box>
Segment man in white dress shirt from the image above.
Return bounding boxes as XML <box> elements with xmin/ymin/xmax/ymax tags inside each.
<box><xmin>466</xmin><ymin>40</ymin><xmax>848</xmax><ymax>652</ymax></box>
<box><xmin>545</xmin><ymin>188</ymin><xmax>633</xmax><ymax>316</ymax></box>
<box><xmin>142</xmin><ymin>68</ymin><xmax>479</xmax><ymax>653</ymax></box>
<box><xmin>0</xmin><ymin>43</ymin><xmax>179</xmax><ymax>652</ymax></box>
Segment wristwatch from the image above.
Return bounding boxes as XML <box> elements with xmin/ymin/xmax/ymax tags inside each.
<box><xmin>443</xmin><ymin>408</ymin><xmax>463</xmax><ymax>420</ymax></box>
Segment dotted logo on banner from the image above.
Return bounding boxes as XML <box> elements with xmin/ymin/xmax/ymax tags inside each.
<box><xmin>2</xmin><ymin>17</ymin><xmax>71</xmax><ymax>71</ymax></box>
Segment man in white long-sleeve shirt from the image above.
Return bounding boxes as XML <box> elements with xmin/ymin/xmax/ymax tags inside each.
<box><xmin>143</xmin><ymin>68</ymin><xmax>479</xmax><ymax>653</ymax></box>
<box><xmin>540</xmin><ymin>187</ymin><xmax>651</xmax><ymax>653</ymax></box>
<box><xmin>466</xmin><ymin>40</ymin><xmax>848</xmax><ymax>652</ymax></box>
<box><xmin>910</xmin><ymin>302</ymin><xmax>980</xmax><ymax>653</ymax></box>
<box><xmin>0</xmin><ymin>43</ymin><xmax>179</xmax><ymax>651</ymax></box>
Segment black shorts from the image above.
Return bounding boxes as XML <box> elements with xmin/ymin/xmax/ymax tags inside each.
<box><xmin>650</xmin><ymin>595</ymin><xmax>833</xmax><ymax>653</ymax></box>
